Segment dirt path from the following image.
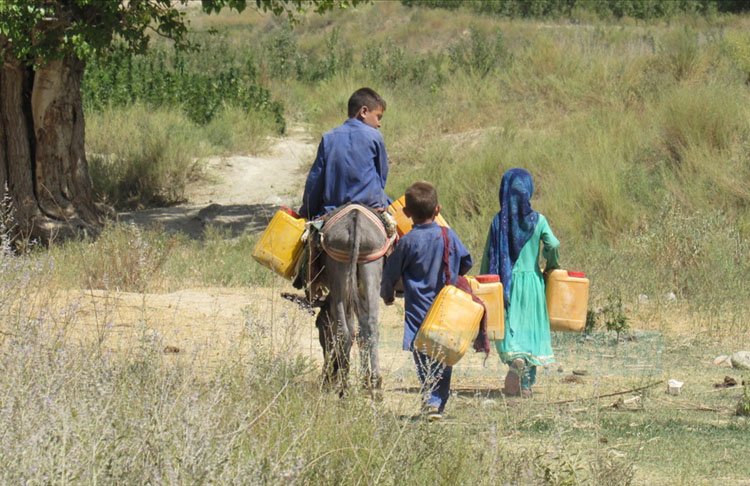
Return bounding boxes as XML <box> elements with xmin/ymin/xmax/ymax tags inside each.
<box><xmin>119</xmin><ymin>125</ymin><xmax>315</xmax><ymax>238</ymax></box>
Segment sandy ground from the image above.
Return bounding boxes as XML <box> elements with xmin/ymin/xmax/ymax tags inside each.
<box><xmin>59</xmin><ymin>282</ymin><xmax>512</xmax><ymax>417</ymax></box>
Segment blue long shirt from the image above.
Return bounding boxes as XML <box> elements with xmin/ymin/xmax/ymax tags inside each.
<box><xmin>299</xmin><ymin>118</ymin><xmax>389</xmax><ymax>219</ymax></box>
<box><xmin>381</xmin><ymin>222</ymin><xmax>473</xmax><ymax>351</ymax></box>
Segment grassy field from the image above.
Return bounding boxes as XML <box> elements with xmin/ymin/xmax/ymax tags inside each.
<box><xmin>1</xmin><ymin>2</ymin><xmax>749</xmax><ymax>484</ymax></box>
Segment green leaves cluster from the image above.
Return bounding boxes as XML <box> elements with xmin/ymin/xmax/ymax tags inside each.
<box><xmin>84</xmin><ymin>42</ymin><xmax>284</xmax><ymax>129</ymax></box>
<box><xmin>1</xmin><ymin>1</ymin><xmax>189</xmax><ymax>63</ymax></box>
<box><xmin>402</xmin><ymin>0</ymin><xmax>750</xmax><ymax>19</ymax></box>
<box><xmin>0</xmin><ymin>0</ymin><xmax>363</xmax><ymax>65</ymax></box>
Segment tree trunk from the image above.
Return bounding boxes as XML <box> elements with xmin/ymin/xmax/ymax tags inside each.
<box><xmin>0</xmin><ymin>51</ymin><xmax>103</xmax><ymax>245</ymax></box>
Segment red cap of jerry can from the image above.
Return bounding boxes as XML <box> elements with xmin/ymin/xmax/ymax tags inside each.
<box><xmin>475</xmin><ymin>274</ymin><xmax>500</xmax><ymax>283</ymax></box>
<box><xmin>567</xmin><ymin>271</ymin><xmax>586</xmax><ymax>278</ymax></box>
<box><xmin>281</xmin><ymin>206</ymin><xmax>301</xmax><ymax>219</ymax></box>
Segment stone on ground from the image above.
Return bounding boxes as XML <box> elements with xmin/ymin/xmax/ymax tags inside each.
<box><xmin>730</xmin><ymin>351</ymin><xmax>750</xmax><ymax>370</ymax></box>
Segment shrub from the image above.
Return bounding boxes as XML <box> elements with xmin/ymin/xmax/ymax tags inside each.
<box><xmin>447</xmin><ymin>26</ymin><xmax>509</xmax><ymax>77</ymax></box>
<box><xmin>602</xmin><ymin>294</ymin><xmax>630</xmax><ymax>342</ymax></box>
<box><xmin>86</xmin><ymin>105</ymin><xmax>206</xmax><ymax>209</ymax></box>
<box><xmin>84</xmin><ymin>40</ymin><xmax>285</xmax><ymax>132</ymax></box>
<box><xmin>738</xmin><ymin>382</ymin><xmax>750</xmax><ymax>417</ymax></box>
<box><xmin>57</xmin><ymin>223</ymin><xmax>176</xmax><ymax>292</ymax></box>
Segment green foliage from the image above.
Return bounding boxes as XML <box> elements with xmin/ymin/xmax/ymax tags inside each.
<box><xmin>738</xmin><ymin>382</ymin><xmax>750</xmax><ymax>417</ymax></box>
<box><xmin>0</xmin><ymin>1</ymin><xmax>364</xmax><ymax>65</ymax></box>
<box><xmin>584</xmin><ymin>310</ymin><xmax>598</xmax><ymax>335</ymax></box>
<box><xmin>658</xmin><ymin>27</ymin><xmax>701</xmax><ymax>82</ymax></box>
<box><xmin>256</xmin><ymin>23</ymin><xmax>510</xmax><ymax>87</ymax></box>
<box><xmin>84</xmin><ymin>41</ymin><xmax>285</xmax><ymax>129</ymax></box>
<box><xmin>447</xmin><ymin>26</ymin><xmax>509</xmax><ymax>77</ymax></box>
<box><xmin>602</xmin><ymin>295</ymin><xmax>630</xmax><ymax>341</ymax></box>
<box><xmin>722</xmin><ymin>30</ymin><xmax>750</xmax><ymax>82</ymax></box>
<box><xmin>401</xmin><ymin>0</ymin><xmax>747</xmax><ymax>19</ymax></box>
<box><xmin>363</xmin><ymin>42</ymin><xmax>446</xmax><ymax>87</ymax></box>
<box><xmin>86</xmin><ymin>105</ymin><xmax>205</xmax><ymax>209</ymax></box>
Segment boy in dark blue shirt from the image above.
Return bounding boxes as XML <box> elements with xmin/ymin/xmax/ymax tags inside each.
<box><xmin>381</xmin><ymin>181</ymin><xmax>473</xmax><ymax>420</ymax></box>
<box><xmin>299</xmin><ymin>87</ymin><xmax>389</xmax><ymax>220</ymax></box>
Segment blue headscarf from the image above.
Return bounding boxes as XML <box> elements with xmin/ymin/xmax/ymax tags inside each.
<box><xmin>487</xmin><ymin>168</ymin><xmax>539</xmax><ymax>308</ymax></box>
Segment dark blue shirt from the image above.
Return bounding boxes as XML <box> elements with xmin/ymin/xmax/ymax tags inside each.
<box><xmin>381</xmin><ymin>222</ymin><xmax>473</xmax><ymax>351</ymax></box>
<box><xmin>299</xmin><ymin>118</ymin><xmax>389</xmax><ymax>219</ymax></box>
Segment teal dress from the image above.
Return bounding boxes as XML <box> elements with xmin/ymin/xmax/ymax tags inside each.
<box><xmin>481</xmin><ymin>214</ymin><xmax>559</xmax><ymax>366</ymax></box>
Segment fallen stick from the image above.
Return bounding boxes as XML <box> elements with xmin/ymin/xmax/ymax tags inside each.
<box><xmin>551</xmin><ymin>380</ymin><xmax>664</xmax><ymax>405</ymax></box>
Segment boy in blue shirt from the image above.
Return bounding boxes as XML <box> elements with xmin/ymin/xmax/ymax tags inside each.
<box><xmin>299</xmin><ymin>87</ymin><xmax>389</xmax><ymax>220</ymax></box>
<box><xmin>295</xmin><ymin>88</ymin><xmax>391</xmax><ymax>392</ymax></box>
<box><xmin>381</xmin><ymin>181</ymin><xmax>473</xmax><ymax>420</ymax></box>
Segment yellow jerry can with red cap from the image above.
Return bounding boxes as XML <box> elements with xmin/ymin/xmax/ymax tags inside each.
<box><xmin>467</xmin><ymin>274</ymin><xmax>505</xmax><ymax>341</ymax></box>
<box><xmin>387</xmin><ymin>195</ymin><xmax>449</xmax><ymax>237</ymax></box>
<box><xmin>252</xmin><ymin>207</ymin><xmax>306</xmax><ymax>280</ymax></box>
<box><xmin>545</xmin><ymin>269</ymin><xmax>590</xmax><ymax>332</ymax></box>
<box><xmin>413</xmin><ymin>285</ymin><xmax>483</xmax><ymax>366</ymax></box>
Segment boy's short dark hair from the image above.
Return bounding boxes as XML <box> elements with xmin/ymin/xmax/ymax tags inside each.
<box><xmin>405</xmin><ymin>181</ymin><xmax>438</xmax><ymax>222</ymax></box>
<box><xmin>348</xmin><ymin>87</ymin><xmax>386</xmax><ymax>118</ymax></box>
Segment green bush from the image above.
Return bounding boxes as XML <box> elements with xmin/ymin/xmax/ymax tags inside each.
<box><xmin>84</xmin><ymin>40</ymin><xmax>285</xmax><ymax>132</ymax></box>
<box><xmin>403</xmin><ymin>0</ymin><xmax>745</xmax><ymax>19</ymax></box>
<box><xmin>448</xmin><ymin>26</ymin><xmax>509</xmax><ymax>77</ymax></box>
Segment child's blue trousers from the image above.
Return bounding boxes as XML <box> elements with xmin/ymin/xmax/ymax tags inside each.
<box><xmin>413</xmin><ymin>351</ymin><xmax>453</xmax><ymax>413</ymax></box>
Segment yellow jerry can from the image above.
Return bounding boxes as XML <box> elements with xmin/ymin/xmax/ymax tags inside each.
<box><xmin>546</xmin><ymin>270</ymin><xmax>590</xmax><ymax>332</ymax></box>
<box><xmin>413</xmin><ymin>285</ymin><xmax>484</xmax><ymax>366</ymax></box>
<box><xmin>252</xmin><ymin>208</ymin><xmax>306</xmax><ymax>280</ymax></box>
<box><xmin>387</xmin><ymin>195</ymin><xmax>449</xmax><ymax>237</ymax></box>
<box><xmin>467</xmin><ymin>275</ymin><xmax>505</xmax><ymax>341</ymax></box>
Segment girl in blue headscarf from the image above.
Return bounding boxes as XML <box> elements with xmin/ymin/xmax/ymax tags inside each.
<box><xmin>480</xmin><ymin>168</ymin><xmax>560</xmax><ymax>397</ymax></box>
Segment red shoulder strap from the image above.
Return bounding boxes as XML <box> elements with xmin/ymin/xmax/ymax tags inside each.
<box><xmin>441</xmin><ymin>226</ymin><xmax>451</xmax><ymax>284</ymax></box>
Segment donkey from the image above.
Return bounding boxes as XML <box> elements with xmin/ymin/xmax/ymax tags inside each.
<box><xmin>316</xmin><ymin>203</ymin><xmax>393</xmax><ymax>395</ymax></box>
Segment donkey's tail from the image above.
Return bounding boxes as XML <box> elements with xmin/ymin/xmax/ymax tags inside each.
<box><xmin>347</xmin><ymin>210</ymin><xmax>361</xmax><ymax>314</ymax></box>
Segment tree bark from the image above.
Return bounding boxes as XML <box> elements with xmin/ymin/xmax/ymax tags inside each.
<box><xmin>1</xmin><ymin>49</ymin><xmax>103</xmax><ymax>244</ymax></box>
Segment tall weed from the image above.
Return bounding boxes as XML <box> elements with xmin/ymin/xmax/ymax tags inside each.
<box><xmin>86</xmin><ymin>105</ymin><xmax>206</xmax><ymax>209</ymax></box>
<box><xmin>84</xmin><ymin>40</ymin><xmax>285</xmax><ymax>132</ymax></box>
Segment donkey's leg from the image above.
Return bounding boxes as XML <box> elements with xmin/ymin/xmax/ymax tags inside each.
<box><xmin>315</xmin><ymin>300</ymin><xmax>338</xmax><ymax>389</ymax></box>
<box><xmin>326</xmin><ymin>258</ymin><xmax>355</xmax><ymax>393</ymax></box>
<box><xmin>356</xmin><ymin>258</ymin><xmax>384</xmax><ymax>392</ymax></box>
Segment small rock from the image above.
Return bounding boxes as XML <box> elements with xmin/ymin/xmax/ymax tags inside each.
<box><xmin>563</xmin><ymin>374</ymin><xmax>584</xmax><ymax>384</ymax></box>
<box><xmin>572</xmin><ymin>369</ymin><xmax>588</xmax><ymax>376</ymax></box>
<box><xmin>163</xmin><ymin>345</ymin><xmax>181</xmax><ymax>354</ymax></box>
<box><xmin>714</xmin><ymin>376</ymin><xmax>737</xmax><ymax>388</ymax></box>
<box><xmin>714</xmin><ymin>355</ymin><xmax>732</xmax><ymax>367</ymax></box>
<box><xmin>665</xmin><ymin>292</ymin><xmax>677</xmax><ymax>302</ymax></box>
<box><xmin>557</xmin><ymin>366</ymin><xmax>564</xmax><ymax>373</ymax></box>
<box><xmin>637</xmin><ymin>294</ymin><xmax>649</xmax><ymax>304</ymax></box>
<box><xmin>667</xmin><ymin>379</ymin><xmax>684</xmax><ymax>395</ymax></box>
<box><xmin>731</xmin><ymin>351</ymin><xmax>750</xmax><ymax>370</ymax></box>
<box><xmin>612</xmin><ymin>395</ymin><xmax>641</xmax><ymax>409</ymax></box>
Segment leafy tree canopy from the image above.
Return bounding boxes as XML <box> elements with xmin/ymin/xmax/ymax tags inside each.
<box><xmin>0</xmin><ymin>0</ymin><xmax>361</xmax><ymax>64</ymax></box>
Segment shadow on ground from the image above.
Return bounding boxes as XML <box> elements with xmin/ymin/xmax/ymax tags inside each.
<box><xmin>119</xmin><ymin>203</ymin><xmax>278</xmax><ymax>240</ymax></box>
<box><xmin>392</xmin><ymin>386</ymin><xmax>508</xmax><ymax>399</ymax></box>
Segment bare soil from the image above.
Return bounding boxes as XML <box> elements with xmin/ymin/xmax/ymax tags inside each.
<box><xmin>119</xmin><ymin>125</ymin><xmax>315</xmax><ymax>239</ymax></box>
